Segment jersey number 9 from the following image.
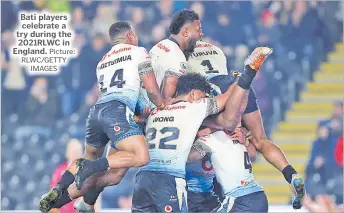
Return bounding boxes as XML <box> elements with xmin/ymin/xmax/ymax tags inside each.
<box><xmin>99</xmin><ymin>69</ymin><xmax>126</xmax><ymax>93</ymax></box>
<box><xmin>146</xmin><ymin>127</ymin><xmax>179</xmax><ymax>150</ymax></box>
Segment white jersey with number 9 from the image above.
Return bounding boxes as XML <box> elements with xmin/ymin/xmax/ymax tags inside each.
<box><xmin>187</xmin><ymin>41</ymin><xmax>228</xmax><ymax>79</ymax></box>
<box><xmin>96</xmin><ymin>43</ymin><xmax>152</xmax><ymax>112</ymax></box>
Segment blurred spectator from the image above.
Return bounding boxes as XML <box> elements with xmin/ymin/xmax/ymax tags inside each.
<box><xmin>303</xmin><ymin>195</ymin><xmax>342</xmax><ymax>213</ymax></box>
<box><xmin>45</xmin><ymin>0</ymin><xmax>71</xmax><ymax>13</ymax></box>
<box><xmin>15</xmin><ymin>77</ymin><xmax>58</xmax><ymax>141</ymax></box>
<box><xmin>257</xmin><ymin>10</ymin><xmax>281</xmax><ymax>48</ymax></box>
<box><xmin>19</xmin><ymin>0</ymin><xmax>45</xmax><ymax>11</ymax></box>
<box><xmin>130</xmin><ymin>7</ymin><xmax>151</xmax><ymax>47</ymax></box>
<box><xmin>148</xmin><ymin>24</ymin><xmax>167</xmax><ymax>48</ymax></box>
<box><xmin>1</xmin><ymin>2</ymin><xmax>17</xmax><ymax>32</ymax></box>
<box><xmin>90</xmin><ymin>3</ymin><xmax>116</xmax><ymax>40</ymax></box>
<box><xmin>1</xmin><ymin>31</ymin><xmax>27</xmax><ymax>116</ymax></box>
<box><xmin>334</xmin><ymin>135</ymin><xmax>343</xmax><ymax>168</ymax></box>
<box><xmin>50</xmin><ymin>138</ymin><xmax>83</xmax><ymax>213</ymax></box>
<box><xmin>71</xmin><ymin>7</ymin><xmax>88</xmax><ymax>37</ymax></box>
<box><xmin>71</xmin><ymin>0</ymin><xmax>98</xmax><ymax>21</ymax></box>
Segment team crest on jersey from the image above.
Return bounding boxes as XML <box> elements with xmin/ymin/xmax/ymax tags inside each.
<box><xmin>114</xmin><ymin>126</ymin><xmax>121</xmax><ymax>132</ymax></box>
<box><xmin>180</xmin><ymin>62</ymin><xmax>187</xmax><ymax>72</ymax></box>
<box><xmin>165</xmin><ymin>205</ymin><xmax>172</xmax><ymax>212</ymax></box>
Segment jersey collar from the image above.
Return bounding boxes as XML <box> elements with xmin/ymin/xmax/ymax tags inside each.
<box><xmin>168</xmin><ymin>35</ymin><xmax>180</xmax><ymax>48</ymax></box>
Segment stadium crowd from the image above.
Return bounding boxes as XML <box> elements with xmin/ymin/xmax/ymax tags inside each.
<box><xmin>1</xmin><ymin>0</ymin><xmax>343</xmax><ymax>210</ymax></box>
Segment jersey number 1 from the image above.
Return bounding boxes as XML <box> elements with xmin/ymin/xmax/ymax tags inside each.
<box><xmin>201</xmin><ymin>60</ymin><xmax>219</xmax><ymax>74</ymax></box>
<box><xmin>99</xmin><ymin>69</ymin><xmax>126</xmax><ymax>93</ymax></box>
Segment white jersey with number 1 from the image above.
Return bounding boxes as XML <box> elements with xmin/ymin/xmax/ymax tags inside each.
<box><xmin>187</xmin><ymin>41</ymin><xmax>228</xmax><ymax>79</ymax></box>
<box><xmin>96</xmin><ymin>43</ymin><xmax>152</xmax><ymax>112</ymax></box>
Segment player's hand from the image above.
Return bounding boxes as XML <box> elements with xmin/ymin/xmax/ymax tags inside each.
<box><xmin>229</xmin><ymin>128</ymin><xmax>245</xmax><ymax>144</ymax></box>
<box><xmin>303</xmin><ymin>195</ymin><xmax>341</xmax><ymax>212</ymax></box>
<box><xmin>134</xmin><ymin>107</ymin><xmax>151</xmax><ymax>124</ymax></box>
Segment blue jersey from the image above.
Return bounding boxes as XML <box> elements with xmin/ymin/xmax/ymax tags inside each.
<box><xmin>186</xmin><ymin>154</ymin><xmax>215</xmax><ymax>193</ymax></box>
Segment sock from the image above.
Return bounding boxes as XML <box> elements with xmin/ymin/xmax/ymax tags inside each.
<box><xmin>56</xmin><ymin>170</ymin><xmax>75</xmax><ymax>190</ymax></box>
<box><xmin>51</xmin><ymin>190</ymin><xmax>72</xmax><ymax>208</ymax></box>
<box><xmin>282</xmin><ymin>165</ymin><xmax>297</xmax><ymax>184</ymax></box>
<box><xmin>237</xmin><ymin>65</ymin><xmax>257</xmax><ymax>90</ymax></box>
<box><xmin>83</xmin><ymin>187</ymin><xmax>104</xmax><ymax>205</ymax></box>
<box><xmin>91</xmin><ymin>157</ymin><xmax>109</xmax><ymax>173</ymax></box>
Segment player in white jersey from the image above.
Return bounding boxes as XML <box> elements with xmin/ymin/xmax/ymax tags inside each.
<box><xmin>131</xmin><ymin>47</ymin><xmax>270</xmax><ymax>212</ymax></box>
<box><xmin>39</xmin><ymin>21</ymin><xmax>167</xmax><ymax>213</ymax></box>
<box><xmin>187</xmin><ymin>43</ymin><xmax>306</xmax><ymax>209</ymax></box>
<box><xmin>187</xmin><ymin>40</ymin><xmax>228</xmax><ymax>79</ymax></box>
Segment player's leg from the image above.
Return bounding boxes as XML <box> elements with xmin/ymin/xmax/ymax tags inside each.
<box><xmin>73</xmin><ymin>147</ymin><xmax>129</xmax><ymax>212</ymax></box>
<box><xmin>228</xmin><ymin>192</ymin><xmax>268</xmax><ymax>212</ymax></box>
<box><xmin>75</xmin><ymin>101</ymin><xmax>148</xmax><ymax>189</ymax></box>
<box><xmin>131</xmin><ymin>171</ymin><xmax>158</xmax><ymax>212</ymax></box>
<box><xmin>39</xmin><ymin>104</ymin><xmax>108</xmax><ymax>213</ymax></box>
<box><xmin>188</xmin><ymin>191</ymin><xmax>220</xmax><ymax>212</ymax></box>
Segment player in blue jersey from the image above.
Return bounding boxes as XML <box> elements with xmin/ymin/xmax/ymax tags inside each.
<box><xmin>38</xmin><ymin>21</ymin><xmax>167</xmax><ymax>213</ymax></box>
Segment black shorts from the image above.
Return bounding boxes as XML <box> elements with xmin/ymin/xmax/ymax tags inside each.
<box><xmin>132</xmin><ymin>171</ymin><xmax>188</xmax><ymax>212</ymax></box>
<box><xmin>187</xmin><ymin>191</ymin><xmax>220</xmax><ymax>212</ymax></box>
<box><xmin>85</xmin><ymin>100</ymin><xmax>143</xmax><ymax>149</ymax></box>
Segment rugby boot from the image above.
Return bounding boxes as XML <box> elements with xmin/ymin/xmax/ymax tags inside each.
<box><xmin>245</xmin><ymin>47</ymin><xmax>273</xmax><ymax>71</ymax></box>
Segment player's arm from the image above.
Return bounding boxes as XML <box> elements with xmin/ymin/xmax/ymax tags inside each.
<box><xmin>138</xmin><ymin>48</ymin><xmax>165</xmax><ymax>108</ymax></box>
<box><xmin>188</xmin><ymin>140</ymin><xmax>211</xmax><ymax>161</ymax></box>
<box><xmin>161</xmin><ymin>54</ymin><xmax>187</xmax><ymax>99</ymax></box>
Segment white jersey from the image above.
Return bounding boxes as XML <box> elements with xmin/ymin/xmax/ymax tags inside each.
<box><xmin>195</xmin><ymin>131</ymin><xmax>263</xmax><ymax>198</ymax></box>
<box><xmin>96</xmin><ymin>43</ymin><xmax>152</xmax><ymax>112</ymax></box>
<box><xmin>140</xmin><ymin>98</ymin><xmax>219</xmax><ymax>178</ymax></box>
<box><xmin>150</xmin><ymin>39</ymin><xmax>187</xmax><ymax>87</ymax></box>
<box><xmin>187</xmin><ymin>41</ymin><xmax>228</xmax><ymax>79</ymax></box>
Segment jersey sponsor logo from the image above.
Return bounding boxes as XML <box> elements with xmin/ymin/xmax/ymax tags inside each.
<box><xmin>201</xmin><ymin>159</ymin><xmax>213</xmax><ymax>171</ymax></box>
<box><xmin>157</xmin><ymin>43</ymin><xmax>170</xmax><ymax>52</ymax></box>
<box><xmin>100</xmin><ymin>47</ymin><xmax>132</xmax><ymax>62</ymax></box>
<box><xmin>191</xmin><ymin>170</ymin><xmax>214</xmax><ymax>178</ymax></box>
<box><xmin>190</xmin><ymin>50</ymin><xmax>218</xmax><ymax>58</ymax></box>
<box><xmin>195</xmin><ymin>43</ymin><xmax>213</xmax><ymax>48</ymax></box>
<box><xmin>150</xmin><ymin>105</ymin><xmax>186</xmax><ymax>116</ymax></box>
<box><xmin>114</xmin><ymin>126</ymin><xmax>121</xmax><ymax>132</ymax></box>
<box><xmin>98</xmin><ymin>55</ymin><xmax>132</xmax><ymax>70</ymax></box>
<box><xmin>180</xmin><ymin>62</ymin><xmax>187</xmax><ymax>72</ymax></box>
<box><xmin>165</xmin><ymin>205</ymin><xmax>172</xmax><ymax>212</ymax></box>
<box><xmin>153</xmin><ymin>116</ymin><xmax>174</xmax><ymax>123</ymax></box>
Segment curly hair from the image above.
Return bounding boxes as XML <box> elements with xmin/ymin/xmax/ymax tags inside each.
<box><xmin>175</xmin><ymin>73</ymin><xmax>212</xmax><ymax>96</ymax></box>
<box><xmin>169</xmin><ymin>9</ymin><xmax>199</xmax><ymax>35</ymax></box>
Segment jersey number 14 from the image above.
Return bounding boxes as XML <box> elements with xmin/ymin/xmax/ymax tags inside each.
<box><xmin>99</xmin><ymin>69</ymin><xmax>126</xmax><ymax>93</ymax></box>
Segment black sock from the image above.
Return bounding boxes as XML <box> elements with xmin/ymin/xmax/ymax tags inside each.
<box><xmin>237</xmin><ymin>65</ymin><xmax>257</xmax><ymax>90</ymax></box>
<box><xmin>282</xmin><ymin>165</ymin><xmax>297</xmax><ymax>184</ymax></box>
<box><xmin>83</xmin><ymin>187</ymin><xmax>104</xmax><ymax>205</ymax></box>
<box><xmin>51</xmin><ymin>190</ymin><xmax>72</xmax><ymax>208</ymax></box>
<box><xmin>91</xmin><ymin>157</ymin><xmax>109</xmax><ymax>173</ymax></box>
<box><xmin>56</xmin><ymin>170</ymin><xmax>75</xmax><ymax>190</ymax></box>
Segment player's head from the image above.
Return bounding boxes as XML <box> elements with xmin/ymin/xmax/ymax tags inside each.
<box><xmin>169</xmin><ymin>9</ymin><xmax>203</xmax><ymax>53</ymax></box>
<box><xmin>175</xmin><ymin>73</ymin><xmax>212</xmax><ymax>102</ymax></box>
<box><xmin>109</xmin><ymin>21</ymin><xmax>138</xmax><ymax>46</ymax></box>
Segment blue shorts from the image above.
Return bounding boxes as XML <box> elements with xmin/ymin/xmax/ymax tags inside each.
<box><xmin>132</xmin><ymin>171</ymin><xmax>188</xmax><ymax>212</ymax></box>
<box><xmin>85</xmin><ymin>100</ymin><xmax>143</xmax><ymax>149</ymax></box>
<box><xmin>217</xmin><ymin>191</ymin><xmax>268</xmax><ymax>212</ymax></box>
<box><xmin>187</xmin><ymin>191</ymin><xmax>220</xmax><ymax>212</ymax></box>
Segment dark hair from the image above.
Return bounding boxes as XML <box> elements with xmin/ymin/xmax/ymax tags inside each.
<box><xmin>169</xmin><ymin>9</ymin><xmax>199</xmax><ymax>35</ymax></box>
<box><xmin>175</xmin><ymin>73</ymin><xmax>212</xmax><ymax>96</ymax></box>
<box><xmin>109</xmin><ymin>21</ymin><xmax>132</xmax><ymax>42</ymax></box>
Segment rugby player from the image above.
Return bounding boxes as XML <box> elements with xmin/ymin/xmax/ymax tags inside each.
<box><xmin>38</xmin><ymin>21</ymin><xmax>166</xmax><ymax>213</ymax></box>
<box><xmin>131</xmin><ymin>47</ymin><xmax>271</xmax><ymax>212</ymax></box>
<box><xmin>187</xmin><ymin>41</ymin><xmax>306</xmax><ymax>209</ymax></box>
<box><xmin>150</xmin><ymin>9</ymin><xmax>203</xmax><ymax>99</ymax></box>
